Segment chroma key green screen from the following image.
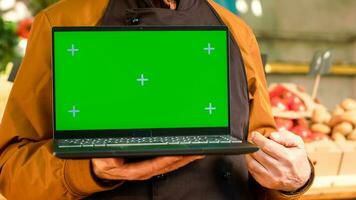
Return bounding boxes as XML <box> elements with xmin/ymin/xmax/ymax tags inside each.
<box><xmin>53</xmin><ymin>27</ymin><xmax>229</xmax><ymax>131</ymax></box>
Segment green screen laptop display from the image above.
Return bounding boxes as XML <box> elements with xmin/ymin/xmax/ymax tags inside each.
<box><xmin>53</xmin><ymin>27</ymin><xmax>229</xmax><ymax>131</ymax></box>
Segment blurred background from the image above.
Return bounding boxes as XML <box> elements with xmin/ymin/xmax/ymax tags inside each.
<box><xmin>0</xmin><ymin>0</ymin><xmax>356</xmax><ymax>199</ymax></box>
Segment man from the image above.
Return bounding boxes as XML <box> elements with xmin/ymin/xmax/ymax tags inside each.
<box><xmin>0</xmin><ymin>0</ymin><xmax>313</xmax><ymax>199</ymax></box>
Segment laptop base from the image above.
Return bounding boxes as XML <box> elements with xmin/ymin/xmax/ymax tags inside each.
<box><xmin>54</xmin><ymin>141</ymin><xmax>258</xmax><ymax>158</ymax></box>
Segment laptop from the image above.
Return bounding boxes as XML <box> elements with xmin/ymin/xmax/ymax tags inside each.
<box><xmin>52</xmin><ymin>26</ymin><xmax>258</xmax><ymax>158</ymax></box>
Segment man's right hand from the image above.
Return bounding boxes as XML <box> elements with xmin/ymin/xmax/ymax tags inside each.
<box><xmin>92</xmin><ymin>156</ymin><xmax>204</xmax><ymax>181</ymax></box>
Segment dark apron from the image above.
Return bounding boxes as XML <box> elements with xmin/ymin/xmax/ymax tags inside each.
<box><xmin>88</xmin><ymin>0</ymin><xmax>252</xmax><ymax>199</ymax></box>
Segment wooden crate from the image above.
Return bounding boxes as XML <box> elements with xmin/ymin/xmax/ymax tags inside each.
<box><xmin>335</xmin><ymin>141</ymin><xmax>356</xmax><ymax>175</ymax></box>
<box><xmin>305</xmin><ymin>139</ymin><xmax>343</xmax><ymax>177</ymax></box>
<box><xmin>303</xmin><ymin>184</ymin><xmax>356</xmax><ymax>200</ymax></box>
<box><xmin>303</xmin><ymin>175</ymin><xmax>356</xmax><ymax>199</ymax></box>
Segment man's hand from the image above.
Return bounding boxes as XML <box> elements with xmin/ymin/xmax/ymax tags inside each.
<box><xmin>246</xmin><ymin>131</ymin><xmax>311</xmax><ymax>192</ymax></box>
<box><xmin>92</xmin><ymin>156</ymin><xmax>204</xmax><ymax>181</ymax></box>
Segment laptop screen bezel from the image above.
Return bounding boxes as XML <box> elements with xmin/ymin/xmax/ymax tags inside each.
<box><xmin>52</xmin><ymin>26</ymin><xmax>231</xmax><ymax>139</ymax></box>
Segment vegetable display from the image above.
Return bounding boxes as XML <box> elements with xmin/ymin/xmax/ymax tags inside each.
<box><xmin>269</xmin><ymin>83</ymin><xmax>356</xmax><ymax>143</ymax></box>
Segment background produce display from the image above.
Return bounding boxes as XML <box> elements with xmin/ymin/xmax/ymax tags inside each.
<box><xmin>270</xmin><ymin>83</ymin><xmax>356</xmax><ymax>196</ymax></box>
<box><xmin>269</xmin><ymin>83</ymin><xmax>356</xmax><ymax>143</ymax></box>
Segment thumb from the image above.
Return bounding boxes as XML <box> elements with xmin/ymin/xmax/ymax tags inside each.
<box><xmin>269</xmin><ymin>130</ymin><xmax>304</xmax><ymax>148</ymax></box>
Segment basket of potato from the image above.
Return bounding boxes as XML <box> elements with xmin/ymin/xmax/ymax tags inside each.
<box><xmin>311</xmin><ymin>98</ymin><xmax>356</xmax><ymax>142</ymax></box>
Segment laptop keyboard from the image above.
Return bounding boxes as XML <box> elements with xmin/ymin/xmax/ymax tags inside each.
<box><xmin>58</xmin><ymin>135</ymin><xmax>242</xmax><ymax>148</ymax></box>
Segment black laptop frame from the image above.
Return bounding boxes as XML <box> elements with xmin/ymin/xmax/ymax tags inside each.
<box><xmin>52</xmin><ymin>26</ymin><xmax>231</xmax><ymax>140</ymax></box>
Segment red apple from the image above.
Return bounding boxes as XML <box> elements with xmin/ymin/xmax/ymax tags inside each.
<box><xmin>281</xmin><ymin>90</ymin><xmax>294</xmax><ymax>99</ymax></box>
<box><xmin>295</xmin><ymin>118</ymin><xmax>309</xmax><ymax>128</ymax></box>
<box><xmin>291</xmin><ymin>102</ymin><xmax>307</xmax><ymax>112</ymax></box>
<box><xmin>312</xmin><ymin>132</ymin><xmax>326</xmax><ymax>141</ymax></box>
<box><xmin>292</xmin><ymin>96</ymin><xmax>302</xmax><ymax>104</ymax></box>
<box><xmin>270</xmin><ymin>97</ymin><xmax>288</xmax><ymax>111</ymax></box>
<box><xmin>269</xmin><ymin>85</ymin><xmax>287</xmax><ymax>98</ymax></box>
<box><xmin>281</xmin><ymin>91</ymin><xmax>295</xmax><ymax>108</ymax></box>
<box><xmin>291</xmin><ymin>125</ymin><xmax>313</xmax><ymax>141</ymax></box>
<box><xmin>274</xmin><ymin>117</ymin><xmax>294</xmax><ymax>131</ymax></box>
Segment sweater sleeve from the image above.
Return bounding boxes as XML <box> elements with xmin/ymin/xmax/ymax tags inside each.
<box><xmin>0</xmin><ymin>12</ymin><xmax>119</xmax><ymax>199</ymax></box>
<box><xmin>244</xmin><ymin>27</ymin><xmax>276</xmax><ymax>138</ymax></box>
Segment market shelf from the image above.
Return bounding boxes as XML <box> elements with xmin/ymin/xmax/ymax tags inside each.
<box><xmin>266</xmin><ymin>63</ymin><xmax>356</xmax><ymax>75</ymax></box>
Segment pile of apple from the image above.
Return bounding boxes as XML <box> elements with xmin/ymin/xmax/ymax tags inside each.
<box><xmin>270</xmin><ymin>84</ymin><xmax>320</xmax><ymax>142</ymax></box>
<box><xmin>269</xmin><ymin>84</ymin><xmax>307</xmax><ymax>112</ymax></box>
<box><xmin>274</xmin><ymin>117</ymin><xmax>322</xmax><ymax>142</ymax></box>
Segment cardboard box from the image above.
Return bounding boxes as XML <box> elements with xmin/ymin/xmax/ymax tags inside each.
<box><xmin>335</xmin><ymin>141</ymin><xmax>356</xmax><ymax>175</ymax></box>
<box><xmin>305</xmin><ymin>139</ymin><xmax>343</xmax><ymax>176</ymax></box>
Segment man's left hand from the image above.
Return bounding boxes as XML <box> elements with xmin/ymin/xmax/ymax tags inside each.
<box><xmin>245</xmin><ymin>131</ymin><xmax>311</xmax><ymax>192</ymax></box>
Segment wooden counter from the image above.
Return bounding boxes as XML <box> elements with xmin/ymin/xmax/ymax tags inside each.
<box><xmin>302</xmin><ymin>175</ymin><xmax>356</xmax><ymax>200</ymax></box>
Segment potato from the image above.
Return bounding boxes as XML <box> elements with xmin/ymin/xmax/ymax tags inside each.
<box><xmin>332</xmin><ymin>132</ymin><xmax>346</xmax><ymax>142</ymax></box>
<box><xmin>323</xmin><ymin>112</ymin><xmax>332</xmax><ymax>124</ymax></box>
<box><xmin>347</xmin><ymin>129</ymin><xmax>356</xmax><ymax>141</ymax></box>
<box><xmin>333</xmin><ymin>122</ymin><xmax>353</xmax><ymax>135</ymax></box>
<box><xmin>312</xmin><ymin>110</ymin><xmax>323</xmax><ymax>124</ymax></box>
<box><xmin>329</xmin><ymin>112</ymin><xmax>356</xmax><ymax>127</ymax></box>
<box><xmin>332</xmin><ymin>105</ymin><xmax>345</xmax><ymax>116</ymax></box>
<box><xmin>341</xmin><ymin>110</ymin><xmax>356</xmax><ymax>125</ymax></box>
<box><xmin>329</xmin><ymin>115</ymin><xmax>343</xmax><ymax>127</ymax></box>
<box><xmin>312</xmin><ymin>106</ymin><xmax>330</xmax><ymax>124</ymax></box>
<box><xmin>311</xmin><ymin>123</ymin><xmax>331</xmax><ymax>134</ymax></box>
<box><xmin>341</xmin><ymin>98</ymin><xmax>356</xmax><ymax>111</ymax></box>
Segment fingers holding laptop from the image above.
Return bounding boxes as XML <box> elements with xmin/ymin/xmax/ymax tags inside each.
<box><xmin>92</xmin><ymin>155</ymin><xmax>205</xmax><ymax>181</ymax></box>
